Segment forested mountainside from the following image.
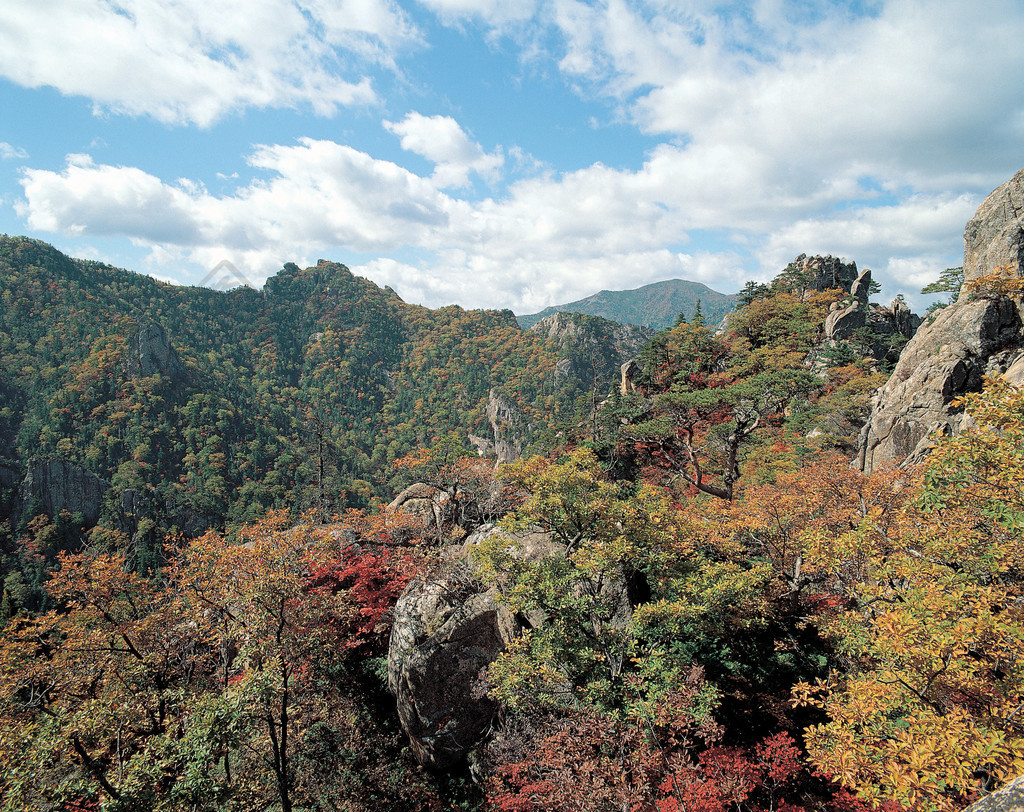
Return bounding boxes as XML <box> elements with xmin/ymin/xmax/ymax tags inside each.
<box><xmin>1</xmin><ymin>165</ymin><xmax>1024</xmax><ymax>812</ymax></box>
<box><xmin>517</xmin><ymin>277</ymin><xmax>737</xmax><ymax>330</ymax></box>
<box><xmin>0</xmin><ymin>235</ymin><xmax>647</xmax><ymax>546</ymax></box>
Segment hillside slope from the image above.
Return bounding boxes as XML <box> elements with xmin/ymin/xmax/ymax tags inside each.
<box><xmin>0</xmin><ymin>236</ymin><xmax>646</xmax><ymax>542</ymax></box>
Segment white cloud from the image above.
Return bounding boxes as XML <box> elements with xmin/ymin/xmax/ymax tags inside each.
<box><xmin>15</xmin><ymin>132</ymin><xmax>764</xmax><ymax>309</ymax></box>
<box><xmin>18</xmin><ymin>141</ymin><xmax>452</xmax><ymax>282</ymax></box>
<box><xmin>550</xmin><ymin>0</ymin><xmax>1024</xmax><ymax>190</ymax></box>
<box><xmin>759</xmin><ymin>194</ymin><xmax>979</xmax><ymax>269</ymax></box>
<box><xmin>754</xmin><ymin>193</ymin><xmax>979</xmax><ymax>309</ymax></box>
<box><xmin>9</xmin><ymin>128</ymin><xmax>997</xmax><ymax>312</ymax></box>
<box><xmin>9</xmin><ymin>0</ymin><xmax>1024</xmax><ymax>313</ymax></box>
<box><xmin>17</xmin><ymin>155</ymin><xmax>202</xmax><ymax>241</ymax></box>
<box><xmin>0</xmin><ymin>142</ymin><xmax>28</xmax><ymax>160</ymax></box>
<box><xmin>384</xmin><ymin>112</ymin><xmax>504</xmax><ymax>188</ymax></box>
<box><xmin>415</xmin><ymin>0</ymin><xmax>539</xmax><ymax>27</ymax></box>
<box><xmin>0</xmin><ymin>0</ymin><xmax>416</xmax><ymax>125</ymax></box>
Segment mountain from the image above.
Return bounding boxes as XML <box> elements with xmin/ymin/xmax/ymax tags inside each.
<box><xmin>516</xmin><ymin>278</ymin><xmax>737</xmax><ymax>330</ymax></box>
<box><xmin>5</xmin><ymin>165</ymin><xmax>1024</xmax><ymax>812</ymax></box>
<box><xmin>0</xmin><ymin>235</ymin><xmax>650</xmax><ymax>552</ymax></box>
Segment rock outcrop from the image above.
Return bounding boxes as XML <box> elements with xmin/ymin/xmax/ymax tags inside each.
<box><xmin>825</xmin><ymin>300</ymin><xmax>866</xmax><ymax>342</ymax></box>
<box><xmin>788</xmin><ymin>253</ymin><xmax>860</xmax><ymax>292</ymax></box>
<box><xmin>858</xmin><ymin>167</ymin><xmax>1024</xmax><ymax>473</ymax></box>
<box><xmin>857</xmin><ymin>296</ymin><xmax>1023</xmax><ymax>471</ymax></box>
<box><xmin>19</xmin><ymin>458</ymin><xmax>110</xmax><ymax>525</ymax></box>
<box><xmin>387</xmin><ymin>568</ymin><xmax>514</xmax><ymax>768</ymax></box>
<box><xmin>620</xmin><ymin>359</ymin><xmax>639</xmax><ymax>395</ymax></box>
<box><xmin>387</xmin><ymin>524</ymin><xmax>560</xmax><ymax>767</ymax></box>
<box><xmin>486</xmin><ymin>389</ymin><xmax>526</xmax><ymax>463</ymax></box>
<box><xmin>964</xmin><ymin>776</ymin><xmax>1024</xmax><ymax>812</ymax></box>
<box><xmin>387</xmin><ymin>482</ymin><xmax>450</xmax><ymax>534</ymax></box>
<box><xmin>963</xmin><ymin>167</ymin><xmax>1024</xmax><ymax>284</ymax></box>
<box><xmin>890</xmin><ymin>296</ymin><xmax>921</xmax><ymax>339</ymax></box>
<box><xmin>824</xmin><ymin>268</ymin><xmax>873</xmax><ymax>343</ymax></box>
<box><xmin>126</xmin><ymin>323</ymin><xmax>185</xmax><ymax>379</ymax></box>
<box><xmin>530</xmin><ymin>312</ymin><xmax>653</xmax><ymax>378</ymax></box>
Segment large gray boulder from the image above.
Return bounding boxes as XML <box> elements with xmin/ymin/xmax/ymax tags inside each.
<box><xmin>858</xmin><ymin>294</ymin><xmax>1024</xmax><ymax>472</ymax></box>
<box><xmin>965</xmin><ymin>776</ymin><xmax>1024</xmax><ymax>812</ymax></box>
<box><xmin>387</xmin><ymin>482</ymin><xmax>450</xmax><ymax>537</ymax></box>
<box><xmin>387</xmin><ymin>522</ymin><xmax>636</xmax><ymax>766</ymax></box>
<box><xmin>857</xmin><ymin>167</ymin><xmax>1024</xmax><ymax>472</ymax></box>
<box><xmin>387</xmin><ymin>568</ymin><xmax>516</xmax><ymax>768</ymax></box>
<box><xmin>850</xmin><ymin>268</ymin><xmax>873</xmax><ymax>304</ymax></box>
<box><xmin>964</xmin><ymin>167</ymin><xmax>1024</xmax><ymax>284</ymax></box>
<box><xmin>825</xmin><ymin>300</ymin><xmax>866</xmax><ymax>342</ymax></box>
<box><xmin>387</xmin><ymin>524</ymin><xmax>559</xmax><ymax>767</ymax></box>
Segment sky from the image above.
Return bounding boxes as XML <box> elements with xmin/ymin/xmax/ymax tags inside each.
<box><xmin>1</xmin><ymin>0</ymin><xmax>1022</xmax><ymax>314</ymax></box>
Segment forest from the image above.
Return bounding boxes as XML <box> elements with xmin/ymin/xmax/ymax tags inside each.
<box><xmin>0</xmin><ymin>235</ymin><xmax>1021</xmax><ymax>811</ymax></box>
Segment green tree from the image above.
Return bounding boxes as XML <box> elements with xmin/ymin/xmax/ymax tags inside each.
<box><xmin>921</xmin><ymin>266</ymin><xmax>964</xmax><ymax>314</ymax></box>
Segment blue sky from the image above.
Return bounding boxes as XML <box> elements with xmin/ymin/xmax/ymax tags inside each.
<box><xmin>1</xmin><ymin>0</ymin><xmax>1023</xmax><ymax>314</ymax></box>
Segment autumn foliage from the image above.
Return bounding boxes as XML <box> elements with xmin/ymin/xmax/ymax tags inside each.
<box><xmin>2</xmin><ymin>263</ymin><xmax>1024</xmax><ymax>812</ymax></box>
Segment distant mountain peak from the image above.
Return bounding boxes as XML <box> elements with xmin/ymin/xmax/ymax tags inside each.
<box><xmin>517</xmin><ymin>278</ymin><xmax>736</xmax><ymax>331</ymax></box>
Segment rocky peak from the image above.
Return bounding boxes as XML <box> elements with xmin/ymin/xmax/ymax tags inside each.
<box><xmin>963</xmin><ymin>166</ymin><xmax>1024</xmax><ymax>284</ymax></box>
<box><xmin>890</xmin><ymin>297</ymin><xmax>921</xmax><ymax>338</ymax></box>
<box><xmin>788</xmin><ymin>253</ymin><xmax>860</xmax><ymax>292</ymax></box>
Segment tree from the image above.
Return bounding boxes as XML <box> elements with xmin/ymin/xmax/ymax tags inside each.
<box><xmin>0</xmin><ymin>506</ymin><xmax>445</xmax><ymax>811</ymax></box>
<box><xmin>794</xmin><ymin>379</ymin><xmax>1024</xmax><ymax>811</ymax></box>
<box><xmin>921</xmin><ymin>266</ymin><xmax>964</xmax><ymax>314</ymax></box>
<box><xmin>629</xmin><ymin>291</ymin><xmax>824</xmax><ymax>501</ymax></box>
<box><xmin>736</xmin><ymin>281</ymin><xmax>770</xmax><ymax>309</ymax></box>
<box><xmin>481</xmin><ymin>449</ymin><xmax>679</xmax><ymax>705</ymax></box>
<box><xmin>0</xmin><ymin>551</ymin><xmax>215</xmax><ymax>810</ymax></box>
<box><xmin>168</xmin><ymin>512</ymin><xmax>340</xmax><ymax>812</ymax></box>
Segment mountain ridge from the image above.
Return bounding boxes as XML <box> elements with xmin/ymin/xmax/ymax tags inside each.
<box><xmin>0</xmin><ymin>234</ymin><xmax>651</xmax><ymax>543</ymax></box>
<box><xmin>517</xmin><ymin>277</ymin><xmax>737</xmax><ymax>330</ymax></box>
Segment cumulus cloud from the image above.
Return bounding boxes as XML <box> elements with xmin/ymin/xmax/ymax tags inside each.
<box><xmin>550</xmin><ymin>0</ymin><xmax>1024</xmax><ymax>189</ymax></box>
<box><xmin>15</xmin><ymin>133</ymin><xmax>767</xmax><ymax>309</ymax></box>
<box><xmin>9</xmin><ymin>128</ymin><xmax>996</xmax><ymax>312</ymax></box>
<box><xmin>18</xmin><ymin>155</ymin><xmax>202</xmax><ymax>242</ymax></box>
<box><xmin>9</xmin><ymin>0</ymin><xmax>1024</xmax><ymax>311</ymax></box>
<box><xmin>757</xmin><ymin>193</ymin><xmax>980</xmax><ymax>305</ymax></box>
<box><xmin>384</xmin><ymin>112</ymin><xmax>504</xmax><ymax>187</ymax></box>
<box><xmin>0</xmin><ymin>0</ymin><xmax>416</xmax><ymax>125</ymax></box>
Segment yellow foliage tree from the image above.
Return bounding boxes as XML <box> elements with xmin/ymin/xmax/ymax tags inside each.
<box><xmin>794</xmin><ymin>378</ymin><xmax>1024</xmax><ymax>811</ymax></box>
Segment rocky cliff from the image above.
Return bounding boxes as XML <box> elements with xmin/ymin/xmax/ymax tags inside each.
<box><xmin>858</xmin><ymin>167</ymin><xmax>1024</xmax><ymax>472</ymax></box>
<box><xmin>19</xmin><ymin>458</ymin><xmax>111</xmax><ymax>526</ymax></box>
<box><xmin>126</xmin><ymin>323</ymin><xmax>186</xmax><ymax>380</ymax></box>
<box><xmin>963</xmin><ymin>167</ymin><xmax>1024</xmax><ymax>284</ymax></box>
